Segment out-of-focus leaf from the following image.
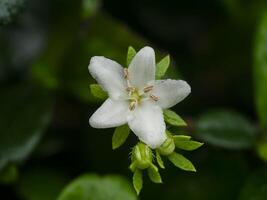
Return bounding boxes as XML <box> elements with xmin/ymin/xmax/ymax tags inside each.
<box><xmin>196</xmin><ymin>110</ymin><xmax>256</xmax><ymax>149</ymax></box>
<box><xmin>173</xmin><ymin>136</ymin><xmax>203</xmax><ymax>151</ymax></box>
<box><xmin>0</xmin><ymin>0</ymin><xmax>26</xmax><ymax>25</ymax></box>
<box><xmin>254</xmin><ymin>10</ymin><xmax>267</xmax><ymax>130</ymax></box>
<box><xmin>163</xmin><ymin>109</ymin><xmax>187</xmax><ymax>127</ymax></box>
<box><xmin>133</xmin><ymin>170</ymin><xmax>142</xmax><ymax>195</ymax></box>
<box><xmin>18</xmin><ymin>167</ymin><xmax>68</xmax><ymax>200</ymax></box>
<box><xmin>90</xmin><ymin>84</ymin><xmax>108</xmax><ymax>100</ymax></box>
<box><xmin>256</xmin><ymin>139</ymin><xmax>267</xmax><ymax>162</ymax></box>
<box><xmin>31</xmin><ymin>0</ymin><xmax>81</xmax><ymax>90</ymax></box>
<box><xmin>238</xmin><ymin>168</ymin><xmax>267</xmax><ymax>200</ymax></box>
<box><xmin>147</xmin><ymin>165</ymin><xmax>162</xmax><ymax>183</ymax></box>
<box><xmin>126</xmin><ymin>46</ymin><xmax>136</xmax><ymax>66</ymax></box>
<box><xmin>156</xmin><ymin>55</ymin><xmax>170</xmax><ymax>79</ymax></box>
<box><xmin>112</xmin><ymin>125</ymin><xmax>130</xmax><ymax>150</ymax></box>
<box><xmin>168</xmin><ymin>152</ymin><xmax>196</xmax><ymax>172</ymax></box>
<box><xmin>82</xmin><ymin>0</ymin><xmax>99</xmax><ymax>18</ymax></box>
<box><xmin>0</xmin><ymin>164</ymin><xmax>18</xmax><ymax>184</ymax></box>
<box><xmin>58</xmin><ymin>174</ymin><xmax>136</xmax><ymax>200</ymax></box>
<box><xmin>0</xmin><ymin>85</ymin><xmax>52</xmax><ymax>170</ymax></box>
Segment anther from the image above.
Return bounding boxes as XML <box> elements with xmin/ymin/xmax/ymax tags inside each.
<box><xmin>124</xmin><ymin>68</ymin><xmax>129</xmax><ymax>80</ymax></box>
<box><xmin>129</xmin><ymin>100</ymin><xmax>137</xmax><ymax>110</ymax></box>
<box><xmin>143</xmin><ymin>85</ymin><xmax>153</xmax><ymax>93</ymax></box>
<box><xmin>150</xmin><ymin>94</ymin><xmax>159</xmax><ymax>101</ymax></box>
<box><xmin>126</xmin><ymin>86</ymin><xmax>134</xmax><ymax>92</ymax></box>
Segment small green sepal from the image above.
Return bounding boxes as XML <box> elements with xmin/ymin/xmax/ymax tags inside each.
<box><xmin>127</xmin><ymin>46</ymin><xmax>137</xmax><ymax>66</ymax></box>
<box><xmin>163</xmin><ymin>109</ymin><xmax>187</xmax><ymax>127</ymax></box>
<box><xmin>112</xmin><ymin>125</ymin><xmax>130</xmax><ymax>150</ymax></box>
<box><xmin>133</xmin><ymin>169</ymin><xmax>143</xmax><ymax>195</ymax></box>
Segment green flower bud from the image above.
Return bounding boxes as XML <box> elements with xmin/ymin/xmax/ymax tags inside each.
<box><xmin>132</xmin><ymin>142</ymin><xmax>152</xmax><ymax>169</ymax></box>
<box><xmin>158</xmin><ymin>137</ymin><xmax>175</xmax><ymax>156</ymax></box>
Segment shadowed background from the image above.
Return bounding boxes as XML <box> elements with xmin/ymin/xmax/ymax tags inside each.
<box><xmin>1</xmin><ymin>0</ymin><xmax>267</xmax><ymax>199</ymax></box>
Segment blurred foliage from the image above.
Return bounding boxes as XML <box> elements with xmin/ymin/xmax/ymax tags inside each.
<box><xmin>0</xmin><ymin>0</ymin><xmax>267</xmax><ymax>199</ymax></box>
<box><xmin>196</xmin><ymin>110</ymin><xmax>257</xmax><ymax>149</ymax></box>
<box><xmin>0</xmin><ymin>85</ymin><xmax>52</xmax><ymax>170</ymax></box>
<box><xmin>0</xmin><ymin>0</ymin><xmax>27</xmax><ymax>25</ymax></box>
<box><xmin>57</xmin><ymin>174</ymin><xmax>137</xmax><ymax>200</ymax></box>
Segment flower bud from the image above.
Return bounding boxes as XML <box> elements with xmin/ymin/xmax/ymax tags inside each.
<box><xmin>158</xmin><ymin>137</ymin><xmax>175</xmax><ymax>156</ymax></box>
<box><xmin>132</xmin><ymin>142</ymin><xmax>152</xmax><ymax>169</ymax></box>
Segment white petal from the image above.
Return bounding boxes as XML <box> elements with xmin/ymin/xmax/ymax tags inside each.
<box><xmin>127</xmin><ymin>101</ymin><xmax>166</xmax><ymax>148</ymax></box>
<box><xmin>128</xmin><ymin>46</ymin><xmax>155</xmax><ymax>89</ymax></box>
<box><xmin>88</xmin><ymin>56</ymin><xmax>127</xmax><ymax>100</ymax></box>
<box><xmin>89</xmin><ymin>98</ymin><xmax>129</xmax><ymax>128</ymax></box>
<box><xmin>151</xmin><ymin>79</ymin><xmax>191</xmax><ymax>109</ymax></box>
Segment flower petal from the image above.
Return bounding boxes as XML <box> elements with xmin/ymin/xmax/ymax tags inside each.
<box><xmin>151</xmin><ymin>79</ymin><xmax>191</xmax><ymax>109</ymax></box>
<box><xmin>127</xmin><ymin>101</ymin><xmax>166</xmax><ymax>148</ymax></box>
<box><xmin>128</xmin><ymin>46</ymin><xmax>155</xmax><ymax>89</ymax></box>
<box><xmin>88</xmin><ymin>56</ymin><xmax>127</xmax><ymax>100</ymax></box>
<box><xmin>89</xmin><ymin>98</ymin><xmax>129</xmax><ymax>128</ymax></box>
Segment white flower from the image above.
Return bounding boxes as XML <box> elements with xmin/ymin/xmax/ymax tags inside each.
<box><xmin>88</xmin><ymin>46</ymin><xmax>191</xmax><ymax>149</ymax></box>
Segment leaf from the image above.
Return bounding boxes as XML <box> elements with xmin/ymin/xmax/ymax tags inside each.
<box><xmin>133</xmin><ymin>169</ymin><xmax>143</xmax><ymax>195</ymax></box>
<box><xmin>196</xmin><ymin>110</ymin><xmax>256</xmax><ymax>149</ymax></box>
<box><xmin>90</xmin><ymin>84</ymin><xmax>108</xmax><ymax>100</ymax></box>
<box><xmin>238</xmin><ymin>168</ymin><xmax>267</xmax><ymax>200</ymax></box>
<box><xmin>58</xmin><ymin>174</ymin><xmax>137</xmax><ymax>200</ymax></box>
<box><xmin>147</xmin><ymin>165</ymin><xmax>162</xmax><ymax>183</ymax></box>
<box><xmin>173</xmin><ymin>136</ymin><xmax>203</xmax><ymax>151</ymax></box>
<box><xmin>112</xmin><ymin>125</ymin><xmax>130</xmax><ymax>150</ymax></box>
<box><xmin>163</xmin><ymin>109</ymin><xmax>187</xmax><ymax>127</ymax></box>
<box><xmin>168</xmin><ymin>152</ymin><xmax>196</xmax><ymax>172</ymax></box>
<box><xmin>254</xmin><ymin>11</ymin><xmax>267</xmax><ymax>130</ymax></box>
<box><xmin>82</xmin><ymin>0</ymin><xmax>99</xmax><ymax>18</ymax></box>
<box><xmin>0</xmin><ymin>0</ymin><xmax>27</xmax><ymax>25</ymax></box>
<box><xmin>0</xmin><ymin>164</ymin><xmax>18</xmax><ymax>184</ymax></box>
<box><xmin>0</xmin><ymin>85</ymin><xmax>52</xmax><ymax>170</ymax></box>
<box><xmin>156</xmin><ymin>150</ymin><xmax>165</xmax><ymax>169</ymax></box>
<box><xmin>173</xmin><ymin>135</ymin><xmax>192</xmax><ymax>141</ymax></box>
<box><xmin>18</xmin><ymin>167</ymin><xmax>68</xmax><ymax>200</ymax></box>
<box><xmin>127</xmin><ymin>46</ymin><xmax>136</xmax><ymax>66</ymax></box>
<box><xmin>156</xmin><ymin>55</ymin><xmax>170</xmax><ymax>79</ymax></box>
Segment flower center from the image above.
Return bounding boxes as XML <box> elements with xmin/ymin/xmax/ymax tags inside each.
<box><xmin>124</xmin><ymin>69</ymin><xmax>159</xmax><ymax>111</ymax></box>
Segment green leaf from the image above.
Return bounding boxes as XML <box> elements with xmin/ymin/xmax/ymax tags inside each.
<box><xmin>127</xmin><ymin>46</ymin><xmax>137</xmax><ymax>66</ymax></box>
<box><xmin>0</xmin><ymin>0</ymin><xmax>27</xmax><ymax>25</ymax></box>
<box><xmin>254</xmin><ymin>11</ymin><xmax>267</xmax><ymax>130</ymax></box>
<box><xmin>239</xmin><ymin>168</ymin><xmax>267</xmax><ymax>200</ymax></box>
<box><xmin>147</xmin><ymin>164</ymin><xmax>162</xmax><ymax>183</ymax></box>
<box><xmin>173</xmin><ymin>136</ymin><xmax>203</xmax><ymax>151</ymax></box>
<box><xmin>0</xmin><ymin>164</ymin><xmax>18</xmax><ymax>184</ymax></box>
<box><xmin>58</xmin><ymin>174</ymin><xmax>136</xmax><ymax>200</ymax></box>
<box><xmin>196</xmin><ymin>110</ymin><xmax>257</xmax><ymax>149</ymax></box>
<box><xmin>0</xmin><ymin>86</ymin><xmax>52</xmax><ymax>170</ymax></box>
<box><xmin>173</xmin><ymin>135</ymin><xmax>192</xmax><ymax>141</ymax></box>
<box><xmin>90</xmin><ymin>84</ymin><xmax>108</xmax><ymax>100</ymax></box>
<box><xmin>112</xmin><ymin>125</ymin><xmax>130</xmax><ymax>150</ymax></box>
<box><xmin>82</xmin><ymin>0</ymin><xmax>99</xmax><ymax>18</ymax></box>
<box><xmin>256</xmin><ymin>139</ymin><xmax>267</xmax><ymax>162</ymax></box>
<box><xmin>163</xmin><ymin>109</ymin><xmax>187</xmax><ymax>127</ymax></box>
<box><xmin>18</xmin><ymin>167</ymin><xmax>68</xmax><ymax>200</ymax></box>
<box><xmin>168</xmin><ymin>152</ymin><xmax>196</xmax><ymax>172</ymax></box>
<box><xmin>133</xmin><ymin>169</ymin><xmax>143</xmax><ymax>195</ymax></box>
<box><xmin>156</xmin><ymin>55</ymin><xmax>170</xmax><ymax>79</ymax></box>
<box><xmin>156</xmin><ymin>150</ymin><xmax>165</xmax><ymax>169</ymax></box>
